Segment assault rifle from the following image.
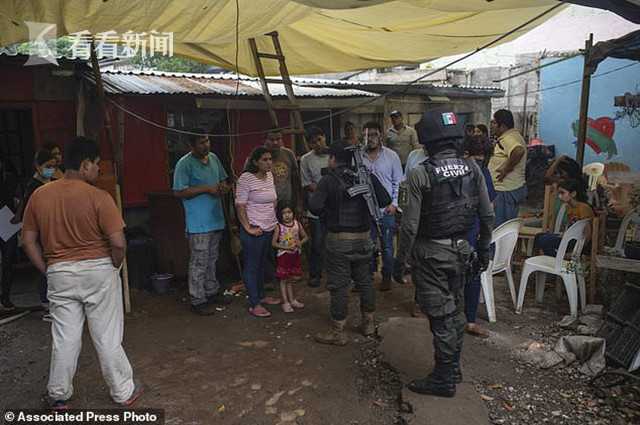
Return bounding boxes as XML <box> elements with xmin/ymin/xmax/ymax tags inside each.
<box><xmin>344</xmin><ymin>129</ymin><xmax>385</xmax><ymax>255</ymax></box>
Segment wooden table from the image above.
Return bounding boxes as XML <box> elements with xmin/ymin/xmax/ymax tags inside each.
<box><xmin>595</xmin><ymin>255</ymin><xmax>640</xmax><ymax>273</ymax></box>
<box><xmin>518</xmin><ymin>225</ymin><xmax>541</xmax><ymax>257</ymax></box>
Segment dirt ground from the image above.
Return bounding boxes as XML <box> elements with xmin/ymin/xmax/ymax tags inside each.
<box><xmin>0</xmin><ymin>266</ymin><xmax>638</xmax><ymax>425</ymax></box>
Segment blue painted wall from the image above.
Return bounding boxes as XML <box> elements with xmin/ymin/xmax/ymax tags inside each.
<box><xmin>538</xmin><ymin>56</ymin><xmax>640</xmax><ymax>170</ymax></box>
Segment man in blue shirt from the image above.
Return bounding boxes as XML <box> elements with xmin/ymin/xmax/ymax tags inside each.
<box><xmin>173</xmin><ymin>131</ymin><xmax>231</xmax><ymax>315</ymax></box>
<box><xmin>360</xmin><ymin>121</ymin><xmax>403</xmax><ymax>292</ymax></box>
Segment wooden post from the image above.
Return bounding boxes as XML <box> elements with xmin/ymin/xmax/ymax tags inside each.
<box><xmin>590</xmin><ymin>215</ymin><xmax>600</xmax><ymax>304</ymax></box>
<box><xmin>542</xmin><ymin>185</ymin><xmax>552</xmax><ymax>232</ymax></box>
<box><xmin>90</xmin><ymin>42</ymin><xmax>131</xmax><ymax>313</ymax></box>
<box><xmin>522</xmin><ymin>81</ymin><xmax>529</xmax><ymax>139</ymax></box>
<box><xmin>76</xmin><ymin>80</ymin><xmax>86</xmax><ymax>136</ymax></box>
<box><xmin>248</xmin><ymin>37</ymin><xmax>279</xmax><ymax>128</ymax></box>
<box><xmin>576</xmin><ymin>34</ymin><xmax>594</xmax><ymax>168</ymax></box>
<box><xmin>116</xmin><ymin>184</ymin><xmax>131</xmax><ymax>313</ymax></box>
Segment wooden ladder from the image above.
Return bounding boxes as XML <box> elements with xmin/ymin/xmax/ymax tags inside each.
<box><xmin>249</xmin><ymin>31</ymin><xmax>307</xmax><ymax>153</ymax></box>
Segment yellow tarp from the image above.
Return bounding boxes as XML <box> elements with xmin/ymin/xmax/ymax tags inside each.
<box><xmin>1</xmin><ymin>0</ymin><xmax>565</xmax><ymax>75</ymax></box>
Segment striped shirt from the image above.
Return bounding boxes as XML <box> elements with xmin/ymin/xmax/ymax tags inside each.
<box><xmin>235</xmin><ymin>171</ymin><xmax>278</xmax><ymax>231</ymax></box>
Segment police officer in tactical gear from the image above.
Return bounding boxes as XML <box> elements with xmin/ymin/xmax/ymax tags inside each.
<box><xmin>309</xmin><ymin>142</ymin><xmax>387</xmax><ymax>345</ymax></box>
<box><xmin>395</xmin><ymin>108</ymin><xmax>494</xmax><ymax>397</ymax></box>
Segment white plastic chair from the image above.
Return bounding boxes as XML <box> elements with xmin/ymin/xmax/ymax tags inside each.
<box><xmin>583</xmin><ymin>162</ymin><xmax>605</xmax><ymax>191</ymax></box>
<box><xmin>480</xmin><ymin>218</ymin><xmax>521</xmax><ymax>323</ymax></box>
<box><xmin>553</xmin><ymin>203</ymin><xmax>567</xmax><ymax>233</ymax></box>
<box><xmin>516</xmin><ymin>218</ymin><xmax>591</xmax><ymax>318</ymax></box>
<box><xmin>613</xmin><ymin>207</ymin><xmax>640</xmax><ymax>256</ymax></box>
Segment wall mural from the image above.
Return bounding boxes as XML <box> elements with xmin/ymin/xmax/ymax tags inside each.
<box><xmin>571</xmin><ymin>116</ymin><xmax>618</xmax><ymax>159</ymax></box>
<box><xmin>539</xmin><ymin>56</ymin><xmax>640</xmax><ymax>171</ymax></box>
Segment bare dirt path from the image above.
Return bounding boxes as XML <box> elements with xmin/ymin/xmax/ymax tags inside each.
<box><xmin>0</xmin><ymin>270</ymin><xmax>636</xmax><ymax>425</ymax></box>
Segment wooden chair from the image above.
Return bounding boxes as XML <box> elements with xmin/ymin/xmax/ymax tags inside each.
<box><xmin>518</xmin><ymin>199</ymin><xmax>565</xmax><ymax>258</ymax></box>
<box><xmin>517</xmin><ymin>185</ymin><xmax>553</xmax><ymax>259</ymax></box>
<box><xmin>594</xmin><ymin>207</ymin><xmax>640</xmax><ymax>283</ymax></box>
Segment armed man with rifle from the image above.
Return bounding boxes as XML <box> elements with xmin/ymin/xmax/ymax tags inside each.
<box><xmin>360</xmin><ymin>121</ymin><xmax>403</xmax><ymax>292</ymax></box>
<box><xmin>394</xmin><ymin>108</ymin><xmax>494</xmax><ymax>397</ymax></box>
<box><xmin>309</xmin><ymin>141</ymin><xmax>391</xmax><ymax>346</ymax></box>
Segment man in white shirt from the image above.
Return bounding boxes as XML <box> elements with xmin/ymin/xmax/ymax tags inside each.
<box><xmin>300</xmin><ymin>127</ymin><xmax>330</xmax><ymax>287</ymax></box>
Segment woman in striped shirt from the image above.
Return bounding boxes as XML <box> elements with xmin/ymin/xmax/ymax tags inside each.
<box><xmin>235</xmin><ymin>147</ymin><xmax>281</xmax><ymax>318</ymax></box>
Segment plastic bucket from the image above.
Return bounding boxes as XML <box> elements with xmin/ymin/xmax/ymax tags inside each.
<box><xmin>150</xmin><ymin>273</ymin><xmax>173</xmax><ymax>295</ymax></box>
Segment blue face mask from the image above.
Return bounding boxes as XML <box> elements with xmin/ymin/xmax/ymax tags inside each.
<box><xmin>41</xmin><ymin>167</ymin><xmax>55</xmax><ymax>179</ymax></box>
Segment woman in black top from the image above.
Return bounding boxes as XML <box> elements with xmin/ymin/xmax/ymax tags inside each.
<box><xmin>7</xmin><ymin>149</ymin><xmax>57</xmax><ymax>314</ymax></box>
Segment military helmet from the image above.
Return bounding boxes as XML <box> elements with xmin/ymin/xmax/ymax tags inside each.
<box><xmin>416</xmin><ymin>108</ymin><xmax>464</xmax><ymax>154</ymax></box>
<box><xmin>327</xmin><ymin>141</ymin><xmax>354</xmax><ymax>165</ymax></box>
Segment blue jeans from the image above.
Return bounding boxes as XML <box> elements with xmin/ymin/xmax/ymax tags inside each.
<box><xmin>240</xmin><ymin>228</ymin><xmax>274</xmax><ymax>307</ymax></box>
<box><xmin>494</xmin><ymin>185</ymin><xmax>528</xmax><ymax>227</ymax></box>
<box><xmin>370</xmin><ymin>213</ymin><xmax>396</xmax><ymax>278</ymax></box>
<box><xmin>309</xmin><ymin>218</ymin><xmax>326</xmax><ymax>279</ymax></box>
<box><xmin>534</xmin><ymin>232</ymin><xmax>562</xmax><ymax>257</ymax></box>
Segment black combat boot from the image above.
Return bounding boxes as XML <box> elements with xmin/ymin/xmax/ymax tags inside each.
<box><xmin>361</xmin><ymin>311</ymin><xmax>375</xmax><ymax>336</ymax></box>
<box><xmin>408</xmin><ymin>364</ymin><xmax>456</xmax><ymax>397</ymax></box>
<box><xmin>452</xmin><ymin>366</ymin><xmax>462</xmax><ymax>384</ymax></box>
<box><xmin>453</xmin><ymin>351</ymin><xmax>463</xmax><ymax>384</ymax></box>
<box><xmin>315</xmin><ymin>319</ymin><xmax>348</xmax><ymax>346</ymax></box>
<box><xmin>379</xmin><ymin>275</ymin><xmax>392</xmax><ymax>291</ymax></box>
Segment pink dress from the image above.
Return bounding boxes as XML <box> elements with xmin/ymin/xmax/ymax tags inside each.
<box><xmin>275</xmin><ymin>220</ymin><xmax>303</xmax><ymax>280</ymax></box>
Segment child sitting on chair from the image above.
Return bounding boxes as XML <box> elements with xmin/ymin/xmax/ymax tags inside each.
<box><xmin>534</xmin><ymin>178</ymin><xmax>594</xmax><ymax>257</ymax></box>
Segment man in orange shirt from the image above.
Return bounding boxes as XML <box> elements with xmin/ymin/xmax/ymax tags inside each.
<box><xmin>22</xmin><ymin>137</ymin><xmax>142</xmax><ymax>410</ymax></box>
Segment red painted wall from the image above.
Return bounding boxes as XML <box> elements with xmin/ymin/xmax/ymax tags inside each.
<box><xmin>231</xmin><ymin>110</ymin><xmax>291</xmax><ymax>176</ymax></box>
<box><xmin>119</xmin><ymin>97</ymin><xmax>170</xmax><ymax>207</ymax></box>
<box><xmin>0</xmin><ymin>66</ymin><xmax>33</xmax><ymax>101</ymax></box>
<box><xmin>0</xmin><ymin>64</ymin><xmax>171</xmax><ymax>208</ymax></box>
<box><xmin>35</xmin><ymin>101</ymin><xmax>75</xmax><ymax>149</ymax></box>
<box><xmin>0</xmin><ymin>66</ymin><xmax>75</xmax><ymax>150</ymax></box>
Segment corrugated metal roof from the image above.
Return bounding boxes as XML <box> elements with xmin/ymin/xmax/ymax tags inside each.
<box><xmin>429</xmin><ymin>82</ymin><xmax>501</xmax><ymax>91</ymax></box>
<box><xmin>98</xmin><ymin>72</ymin><xmax>259</xmax><ymax>96</ymax></box>
<box><xmin>96</xmin><ymin>69</ymin><xmax>377</xmax><ymax>97</ymax></box>
<box><xmin>98</xmin><ymin>69</ymin><xmax>500</xmax><ymax>94</ymax></box>
<box><xmin>288</xmin><ymin>74</ymin><xmax>500</xmax><ymax>91</ymax></box>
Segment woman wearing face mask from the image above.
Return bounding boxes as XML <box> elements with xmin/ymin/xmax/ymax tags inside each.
<box><xmin>12</xmin><ymin>148</ymin><xmax>57</xmax><ymax>320</ymax></box>
<box><xmin>43</xmin><ymin>142</ymin><xmax>64</xmax><ymax>180</ymax></box>
<box><xmin>463</xmin><ymin>135</ymin><xmax>497</xmax><ymax>337</ymax></box>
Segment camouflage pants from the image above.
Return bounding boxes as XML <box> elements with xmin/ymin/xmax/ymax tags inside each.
<box><xmin>325</xmin><ymin>234</ymin><xmax>375</xmax><ymax>321</ymax></box>
<box><xmin>411</xmin><ymin>239</ymin><xmax>472</xmax><ymax>370</ymax></box>
<box><xmin>188</xmin><ymin>230</ymin><xmax>223</xmax><ymax>306</ymax></box>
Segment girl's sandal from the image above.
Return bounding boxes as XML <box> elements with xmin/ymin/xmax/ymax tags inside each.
<box><xmin>282</xmin><ymin>303</ymin><xmax>294</xmax><ymax>313</ymax></box>
<box><xmin>249</xmin><ymin>305</ymin><xmax>272</xmax><ymax>318</ymax></box>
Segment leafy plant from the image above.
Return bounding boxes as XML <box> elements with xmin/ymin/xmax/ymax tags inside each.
<box><xmin>129</xmin><ymin>52</ymin><xmax>211</xmax><ymax>73</ymax></box>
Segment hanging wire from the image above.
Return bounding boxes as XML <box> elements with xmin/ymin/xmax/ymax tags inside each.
<box><xmin>491</xmin><ymin>53</ymin><xmax>581</xmax><ymax>83</ymax></box>
<box><xmin>106</xmin><ymin>3</ymin><xmax>565</xmax><ymax>139</ymax></box>
<box><xmin>502</xmin><ymin>62</ymin><xmax>640</xmax><ymax>99</ymax></box>
<box><xmin>226</xmin><ymin>0</ymin><xmax>241</xmax><ymax>179</ymax></box>
<box><xmin>107</xmin><ymin>60</ymin><xmax>639</xmax><ymax>138</ymax></box>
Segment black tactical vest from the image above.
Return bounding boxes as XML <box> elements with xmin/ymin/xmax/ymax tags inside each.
<box><xmin>417</xmin><ymin>157</ymin><xmax>480</xmax><ymax>239</ymax></box>
<box><xmin>329</xmin><ymin>168</ymin><xmax>369</xmax><ymax>229</ymax></box>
